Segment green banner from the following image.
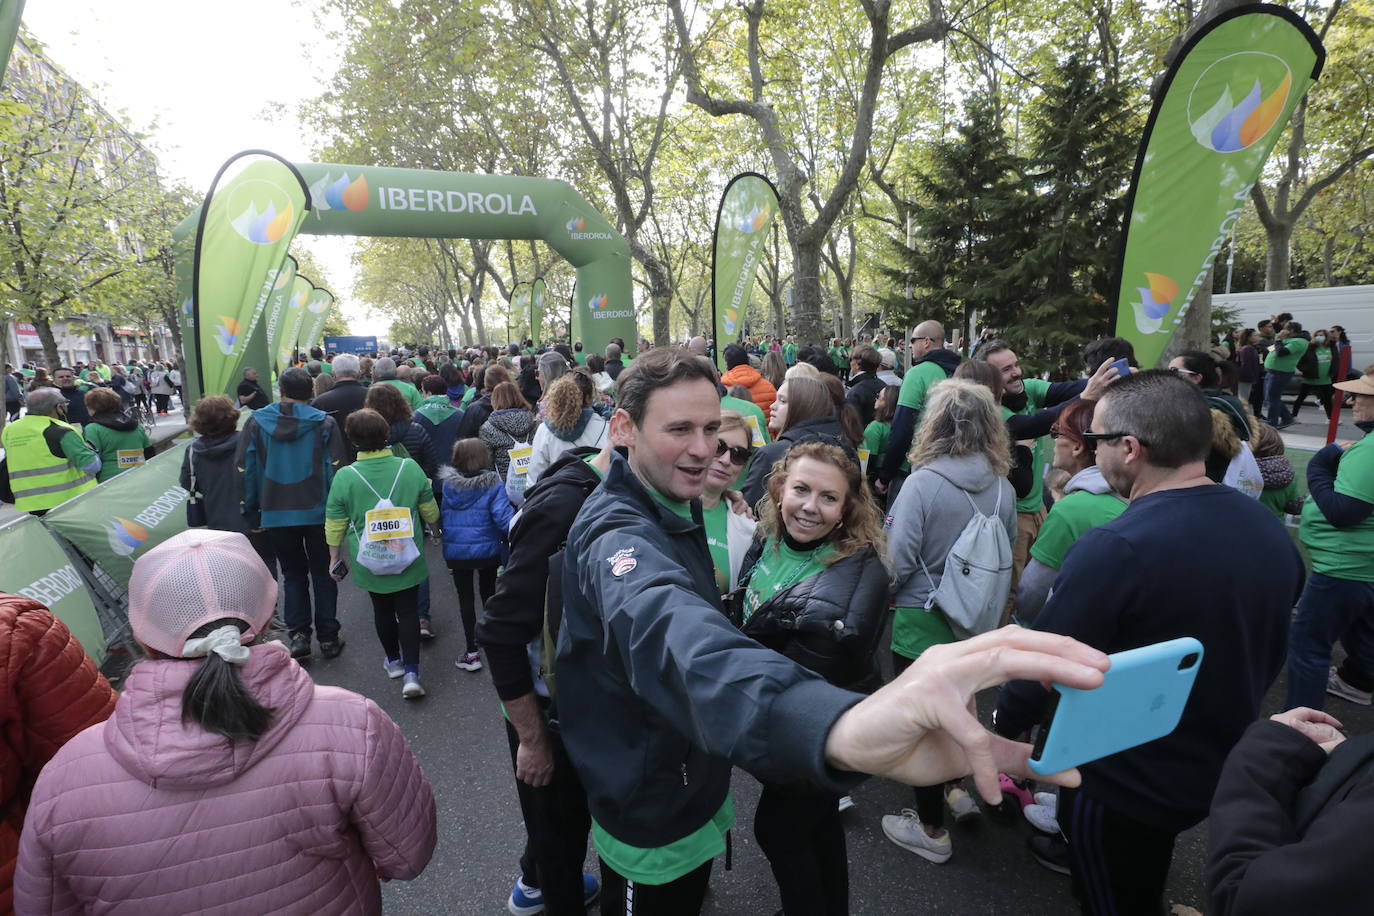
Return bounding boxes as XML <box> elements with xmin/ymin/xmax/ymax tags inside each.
<box><xmin>1114</xmin><ymin>6</ymin><xmax>1323</xmax><ymax>367</ymax></box>
<box><xmin>712</xmin><ymin>173</ymin><xmax>780</xmax><ymax>368</ymax></box>
<box><xmin>42</xmin><ymin>441</ymin><xmax>192</xmax><ymax>591</ymax></box>
<box><xmin>510</xmin><ymin>282</ymin><xmax>530</xmax><ymax>343</ymax></box>
<box><xmin>298</xmin><ymin>287</ymin><xmax>335</xmax><ymax>357</ymax></box>
<box><xmin>278</xmin><ymin>275</ymin><xmax>314</xmax><ymax>369</ymax></box>
<box><xmin>0</xmin><ymin>0</ymin><xmax>25</xmax><ymax>88</ymax></box>
<box><xmin>530</xmin><ymin>277</ymin><xmax>547</xmax><ymax>346</ymax></box>
<box><xmin>0</xmin><ymin>513</ymin><xmax>107</xmax><ymax>663</ymax></box>
<box><xmin>173</xmin><ymin>228</ymin><xmax>200</xmax><ymax>404</ymax></box>
<box><xmin>193</xmin><ymin>153</ymin><xmax>309</xmax><ymax>396</ymax></box>
<box><xmin>264</xmin><ymin>254</ymin><xmax>298</xmax><ymax>375</ymax></box>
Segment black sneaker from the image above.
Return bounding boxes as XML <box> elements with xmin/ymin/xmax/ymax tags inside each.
<box><xmin>319</xmin><ymin>637</ymin><xmax>346</xmax><ymax>659</ymax></box>
<box><xmin>288</xmin><ymin>632</ymin><xmax>312</xmax><ymax>660</ymax></box>
<box><xmin>1029</xmin><ymin>834</ymin><xmax>1072</xmax><ymax>875</ymax></box>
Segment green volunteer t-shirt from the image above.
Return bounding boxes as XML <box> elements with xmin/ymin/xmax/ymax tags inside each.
<box><xmin>1314</xmin><ymin>347</ymin><xmax>1333</xmax><ymax>384</ymax></box>
<box><xmin>1028</xmin><ymin>489</ymin><xmax>1127</xmax><ymax>570</ymax></box>
<box><xmin>1264</xmin><ymin>337</ymin><xmax>1308</xmax><ymax>373</ymax></box>
<box><xmin>1008</xmin><ymin>377</ymin><xmax>1052</xmax><ymax>515</ymax></box>
<box><xmin>574</xmin><ymin>352</ymin><xmax>588</xmax><ymax>365</ymax></box>
<box><xmin>742</xmin><ymin>540</ymin><xmax>833</xmax><ymax>623</ymax></box>
<box><xmin>892</xmin><ymin>360</ymin><xmax>950</xmax><ymax>473</ymax></box>
<box><xmin>783</xmin><ymin>343</ymin><xmax>798</xmax><ymax>366</ymax></box>
<box><xmin>592</xmin><ymin>795</ymin><xmax>734</xmax><ymax>886</ymax></box>
<box><xmin>649</xmin><ymin>486</ymin><xmax>692</xmax><ymax>520</ymax></box>
<box><xmin>703</xmin><ymin>501</ymin><xmax>731</xmax><ymax>594</ymax></box>
<box><xmin>862</xmin><ymin>420</ymin><xmax>890</xmax><ymax>475</ymax></box>
<box><xmin>720</xmin><ymin>395</ymin><xmax>771</xmax><ymax>446</ymax></box>
<box><xmin>383</xmin><ymin>378</ymin><xmax>424</xmax><ymax>410</ymax></box>
<box><xmin>891</xmin><ymin>606</ymin><xmax>956</xmax><ymax>661</ymax></box>
<box><xmin>1301</xmin><ymin>434</ymin><xmax>1374</xmax><ymax>581</ymax></box>
<box><xmin>321</xmin><ymin>361</ymin><xmax>333</xmax><ymax>375</ymax></box>
<box><xmin>84</xmin><ymin>422</ymin><xmax>152</xmax><ymax>482</ymax></box>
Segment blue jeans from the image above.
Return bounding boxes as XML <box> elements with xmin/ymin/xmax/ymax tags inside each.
<box><xmin>267</xmin><ymin>524</ymin><xmax>340</xmax><ymax>642</ymax></box>
<box><xmin>1285</xmin><ymin>572</ymin><xmax>1374</xmax><ymax>709</ymax></box>
<box><xmin>1265</xmin><ymin>369</ymin><xmax>1295</xmax><ymax>425</ymax></box>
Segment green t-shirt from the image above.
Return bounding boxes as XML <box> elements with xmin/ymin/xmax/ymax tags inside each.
<box><xmin>1260</xmin><ymin>478</ymin><xmax>1301</xmax><ymax>519</ymax></box>
<box><xmin>325</xmin><ymin>453</ymin><xmax>437</xmax><ymax>594</ymax></box>
<box><xmin>891</xmin><ymin>606</ymin><xmax>956</xmax><ymax>661</ymax></box>
<box><xmin>703</xmin><ymin>501</ymin><xmax>731</xmax><ymax>594</ymax></box>
<box><xmin>321</xmin><ymin>361</ymin><xmax>333</xmax><ymax>375</ymax></box>
<box><xmin>742</xmin><ymin>540</ymin><xmax>833</xmax><ymax>623</ymax></box>
<box><xmin>862</xmin><ymin>420</ymin><xmax>890</xmax><ymax>474</ymax></box>
<box><xmin>1301</xmin><ymin>434</ymin><xmax>1374</xmax><ymax>580</ymax></box>
<box><xmin>574</xmin><ymin>352</ymin><xmax>588</xmax><ymax>365</ymax></box>
<box><xmin>649</xmin><ymin>485</ymin><xmax>691</xmax><ymax>519</ymax></box>
<box><xmin>892</xmin><ymin>360</ymin><xmax>950</xmax><ymax>473</ymax></box>
<box><xmin>461</xmin><ymin>386</ymin><xmax>477</xmax><ymax>407</ymax></box>
<box><xmin>721</xmin><ymin>395</ymin><xmax>771</xmax><ymax>447</ymax></box>
<box><xmin>1008</xmin><ymin>377</ymin><xmax>1053</xmax><ymax>514</ymax></box>
<box><xmin>1264</xmin><ymin>336</ymin><xmax>1308</xmax><ymax>373</ymax></box>
<box><xmin>782</xmin><ymin>343</ymin><xmax>798</xmax><ymax>366</ymax></box>
<box><xmin>382</xmin><ymin>378</ymin><xmax>424</xmax><ymax>410</ymax></box>
<box><xmin>84</xmin><ymin>422</ymin><xmax>152</xmax><ymax>482</ymax></box>
<box><xmin>592</xmin><ymin>795</ymin><xmax>734</xmax><ymax>885</ymax></box>
<box><xmin>1314</xmin><ymin>347</ymin><xmax>1333</xmax><ymax>384</ymax></box>
<box><xmin>1029</xmin><ymin>489</ymin><xmax>1127</xmax><ymax>570</ymax></box>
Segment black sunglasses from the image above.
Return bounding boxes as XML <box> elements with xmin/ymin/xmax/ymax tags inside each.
<box><xmin>1081</xmin><ymin>429</ymin><xmax>1150</xmax><ymax>448</ymax></box>
<box><xmin>716</xmin><ymin>440</ymin><xmax>751</xmax><ymax>465</ymax></box>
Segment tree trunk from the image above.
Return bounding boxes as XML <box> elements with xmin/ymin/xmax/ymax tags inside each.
<box><xmin>1323</xmin><ymin>236</ymin><xmax>1336</xmax><ymax>286</ymax></box>
<box><xmin>1266</xmin><ymin>223</ymin><xmax>1293</xmax><ymax>290</ymax></box>
<box><xmin>792</xmin><ymin>241</ymin><xmax>825</xmax><ymax>346</ymax></box>
<box><xmin>34</xmin><ymin>316</ymin><xmax>59</xmax><ymax>369</ymax></box>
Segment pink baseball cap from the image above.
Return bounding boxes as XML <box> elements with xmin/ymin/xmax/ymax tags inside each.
<box><xmin>127</xmin><ymin>529</ymin><xmax>278</xmax><ymax>658</ymax></box>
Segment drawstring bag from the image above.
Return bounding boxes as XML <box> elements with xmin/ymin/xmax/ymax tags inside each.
<box><xmin>917</xmin><ymin>477</ymin><xmax>1012</xmax><ymax>639</ymax></box>
<box><xmin>505</xmin><ymin>440</ymin><xmax>534</xmax><ymax>505</ymax></box>
<box><xmin>348</xmin><ymin>462</ymin><xmax>420</xmax><ymax>575</ymax></box>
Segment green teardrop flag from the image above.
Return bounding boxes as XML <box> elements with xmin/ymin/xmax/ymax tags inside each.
<box><xmin>193</xmin><ymin>154</ymin><xmax>309</xmax><ymax>395</ymax></box>
<box><xmin>712</xmin><ymin>173</ymin><xmax>780</xmax><ymax>369</ymax></box>
<box><xmin>510</xmin><ymin>282</ymin><xmax>530</xmax><ymax>342</ymax></box>
<box><xmin>279</xmin><ymin>275</ymin><xmax>314</xmax><ymax>368</ymax></box>
<box><xmin>0</xmin><ymin>0</ymin><xmax>25</xmax><ymax>88</ymax></box>
<box><xmin>531</xmin><ymin>277</ymin><xmax>547</xmax><ymax>345</ymax></box>
<box><xmin>299</xmin><ymin>287</ymin><xmax>335</xmax><ymax>356</ymax></box>
<box><xmin>1114</xmin><ymin>6</ymin><xmax>1323</xmax><ymax>367</ymax></box>
<box><xmin>264</xmin><ymin>255</ymin><xmax>298</xmax><ymax>373</ymax></box>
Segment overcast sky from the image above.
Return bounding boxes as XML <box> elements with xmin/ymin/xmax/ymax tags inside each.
<box><xmin>20</xmin><ymin>1</ymin><xmax>381</xmax><ymax>333</ymax></box>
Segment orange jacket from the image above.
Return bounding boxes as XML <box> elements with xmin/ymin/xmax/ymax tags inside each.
<box><xmin>720</xmin><ymin>364</ymin><xmax>777</xmax><ymax>421</ymax></box>
<box><xmin>0</xmin><ymin>593</ymin><xmax>115</xmax><ymax>915</ymax></box>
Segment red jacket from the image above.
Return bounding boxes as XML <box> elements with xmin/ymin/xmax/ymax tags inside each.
<box><xmin>0</xmin><ymin>594</ymin><xmax>115</xmax><ymax>916</ymax></box>
<box><xmin>720</xmin><ymin>364</ymin><xmax>777</xmax><ymax>421</ymax></box>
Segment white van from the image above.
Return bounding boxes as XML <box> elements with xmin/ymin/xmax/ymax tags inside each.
<box><xmin>1213</xmin><ymin>286</ymin><xmax>1374</xmax><ymax>372</ymax></box>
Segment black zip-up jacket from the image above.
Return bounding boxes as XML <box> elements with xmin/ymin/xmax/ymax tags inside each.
<box><xmin>455</xmin><ymin>394</ymin><xmax>493</xmax><ymax>440</ymax></box>
<box><xmin>557</xmin><ymin>451</ymin><xmax>864</xmax><ymax>849</ymax></box>
<box><xmin>742</xmin><ymin>417</ymin><xmax>858</xmax><ymax>508</ymax></box>
<box><xmin>845</xmin><ymin>371</ymin><xmax>887</xmax><ymax>427</ymax></box>
<box><xmin>1208</xmin><ymin>720</ymin><xmax>1374</xmax><ymax>915</ymax></box>
<box><xmin>736</xmin><ymin>540</ymin><xmax>888</xmax><ymax>693</ymax></box>
<box><xmin>477</xmin><ymin>447</ymin><xmax>601</xmax><ymax>702</ymax></box>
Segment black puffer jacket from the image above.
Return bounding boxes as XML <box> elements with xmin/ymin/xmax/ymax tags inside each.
<box><xmin>388</xmin><ymin>418</ymin><xmax>438</xmax><ymax>479</ymax></box>
<box><xmin>742</xmin><ymin>417</ymin><xmax>859</xmax><ymax>508</ymax></box>
<box><xmin>736</xmin><ymin>540</ymin><xmax>888</xmax><ymax>692</ymax></box>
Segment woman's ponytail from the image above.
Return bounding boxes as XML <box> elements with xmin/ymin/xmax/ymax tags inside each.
<box><xmin>181</xmin><ymin>618</ymin><xmax>275</xmax><ymax>741</ymax></box>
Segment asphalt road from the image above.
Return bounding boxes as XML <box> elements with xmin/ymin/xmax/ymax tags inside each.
<box><xmin>300</xmin><ymin>536</ymin><xmax>1374</xmax><ymax>916</ymax></box>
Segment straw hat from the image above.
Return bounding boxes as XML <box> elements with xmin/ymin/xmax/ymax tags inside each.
<box><xmin>1334</xmin><ymin>368</ymin><xmax>1374</xmax><ymax>397</ymax></box>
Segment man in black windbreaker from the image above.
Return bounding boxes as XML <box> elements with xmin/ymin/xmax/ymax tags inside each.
<box><xmin>556</xmin><ymin>347</ymin><xmax>1114</xmax><ymax>916</ymax></box>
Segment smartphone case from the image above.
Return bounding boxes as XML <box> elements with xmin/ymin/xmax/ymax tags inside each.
<box><xmin>1028</xmin><ymin>636</ymin><xmax>1204</xmax><ymax>776</ymax></box>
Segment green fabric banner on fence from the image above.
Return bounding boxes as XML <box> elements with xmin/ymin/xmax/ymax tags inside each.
<box><xmin>193</xmin><ymin>153</ymin><xmax>309</xmax><ymax>396</ymax></box>
<box><xmin>0</xmin><ymin>513</ymin><xmax>107</xmax><ymax>663</ymax></box>
<box><xmin>1113</xmin><ymin>6</ymin><xmax>1323</xmax><ymax>367</ymax></box>
<box><xmin>42</xmin><ymin>441</ymin><xmax>192</xmax><ymax>588</ymax></box>
<box><xmin>712</xmin><ymin>173</ymin><xmax>780</xmax><ymax>368</ymax></box>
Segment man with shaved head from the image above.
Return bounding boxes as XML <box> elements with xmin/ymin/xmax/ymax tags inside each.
<box><xmin>876</xmin><ymin>320</ymin><xmax>961</xmax><ymax>502</ymax></box>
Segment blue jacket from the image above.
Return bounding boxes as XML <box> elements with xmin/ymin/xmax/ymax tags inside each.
<box><xmin>235</xmin><ymin>401</ymin><xmax>345</xmax><ymax>528</ymax></box>
<box><xmin>439</xmin><ymin>467</ymin><xmax>513</xmax><ymax>565</ymax></box>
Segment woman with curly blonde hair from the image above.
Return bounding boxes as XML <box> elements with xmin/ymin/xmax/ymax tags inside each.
<box><xmin>526</xmin><ymin>372</ymin><xmax>609</xmax><ymax>486</ymax></box>
<box><xmin>734</xmin><ymin>439</ymin><xmax>888</xmax><ymax>916</ymax></box>
<box><xmin>880</xmin><ymin>378</ymin><xmax>1016</xmax><ymax>865</ymax></box>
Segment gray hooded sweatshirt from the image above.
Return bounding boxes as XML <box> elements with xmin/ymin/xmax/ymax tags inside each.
<box><xmin>886</xmin><ymin>453</ymin><xmax>1016</xmax><ymax>610</ymax></box>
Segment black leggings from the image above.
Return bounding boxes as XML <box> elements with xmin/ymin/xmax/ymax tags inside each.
<box><xmin>450</xmin><ymin>562</ymin><xmax>498</xmax><ymax>653</ymax></box>
<box><xmin>893</xmin><ymin>651</ymin><xmax>949</xmax><ymax>830</ymax></box>
<box><xmin>1292</xmin><ymin>383</ymin><xmax>1333</xmax><ymax>417</ymax></box>
<box><xmin>754</xmin><ymin>783</ymin><xmax>849</xmax><ymax>915</ymax></box>
<box><xmin>369</xmin><ymin>585</ymin><xmax>420</xmax><ymax>667</ymax></box>
<box><xmin>154</xmin><ymin>392</ymin><xmax>170</xmax><ymax>412</ymax></box>
<box><xmin>599</xmin><ymin>857</ymin><xmax>711</xmax><ymax>916</ymax></box>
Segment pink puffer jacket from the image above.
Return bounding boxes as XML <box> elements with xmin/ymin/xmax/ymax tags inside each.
<box><xmin>14</xmin><ymin>643</ymin><xmax>436</xmax><ymax>915</ymax></box>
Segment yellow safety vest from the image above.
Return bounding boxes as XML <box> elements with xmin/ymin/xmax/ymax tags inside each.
<box><xmin>2</xmin><ymin>414</ymin><xmax>97</xmax><ymax>512</ymax></box>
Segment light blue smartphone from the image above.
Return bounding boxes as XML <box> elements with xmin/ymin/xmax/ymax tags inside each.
<box><xmin>1028</xmin><ymin>636</ymin><xmax>1204</xmax><ymax>777</ymax></box>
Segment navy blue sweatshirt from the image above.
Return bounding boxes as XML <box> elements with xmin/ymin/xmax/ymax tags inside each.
<box><xmin>995</xmin><ymin>484</ymin><xmax>1304</xmax><ymax>833</ymax></box>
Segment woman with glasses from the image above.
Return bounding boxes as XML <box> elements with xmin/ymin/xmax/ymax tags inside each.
<box><xmin>733</xmin><ymin>439</ymin><xmax>887</xmax><ymax>916</ymax></box>
<box><xmin>701</xmin><ymin>410</ymin><xmax>758</xmax><ymax>595</ymax></box>
<box><xmin>1016</xmin><ymin>399</ymin><xmax>1127</xmax><ymax>624</ymax></box>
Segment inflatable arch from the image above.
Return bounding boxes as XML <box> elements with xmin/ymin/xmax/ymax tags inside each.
<box><xmin>173</xmin><ymin>152</ymin><xmax>635</xmax><ymax>401</ymax></box>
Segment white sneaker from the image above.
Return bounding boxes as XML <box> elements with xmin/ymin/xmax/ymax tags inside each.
<box><xmin>1034</xmin><ymin>791</ymin><xmax>1057</xmax><ymax>810</ymax></box>
<box><xmin>881</xmin><ymin>809</ymin><xmax>952</xmax><ymax>864</ymax></box>
<box><xmin>1328</xmin><ymin>666</ymin><xmax>1373</xmax><ymax>705</ymax></box>
<box><xmin>383</xmin><ymin>657</ymin><xmax>404</xmax><ymax>679</ymax></box>
<box><xmin>946</xmin><ymin>786</ymin><xmax>980</xmax><ymax>822</ymax></box>
<box><xmin>1024</xmin><ymin>803</ymin><xmax>1060</xmax><ymax>834</ymax></box>
<box><xmin>838</xmin><ymin>795</ymin><xmax>856</xmax><ymax>813</ymax></box>
<box><xmin>402</xmin><ymin>672</ymin><xmax>425</xmax><ymax>698</ymax></box>
<box><xmin>455</xmin><ymin>651</ymin><xmax>483</xmax><ymax>672</ymax></box>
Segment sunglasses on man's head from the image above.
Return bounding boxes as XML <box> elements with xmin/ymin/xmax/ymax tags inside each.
<box><xmin>715</xmin><ymin>440</ymin><xmax>751</xmax><ymax>465</ymax></box>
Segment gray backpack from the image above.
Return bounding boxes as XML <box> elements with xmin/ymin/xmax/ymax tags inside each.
<box><xmin>916</xmin><ymin>476</ymin><xmax>1012</xmax><ymax>638</ymax></box>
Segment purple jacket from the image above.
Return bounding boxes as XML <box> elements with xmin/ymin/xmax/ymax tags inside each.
<box><xmin>15</xmin><ymin>643</ymin><xmax>436</xmax><ymax>915</ymax></box>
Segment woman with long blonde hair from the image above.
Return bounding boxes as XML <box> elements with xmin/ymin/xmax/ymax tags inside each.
<box><xmin>734</xmin><ymin>440</ymin><xmax>887</xmax><ymax>916</ymax></box>
<box><xmin>880</xmin><ymin>378</ymin><xmax>1016</xmax><ymax>865</ymax></box>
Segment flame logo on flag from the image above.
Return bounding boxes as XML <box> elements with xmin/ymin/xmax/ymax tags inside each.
<box><xmin>1188</xmin><ymin>55</ymin><xmax>1292</xmax><ymax>153</ymax></box>
<box><xmin>230</xmin><ymin>201</ymin><xmax>293</xmax><ymax>245</ymax></box>
<box><xmin>1136</xmin><ymin>273</ymin><xmax>1178</xmax><ymax>320</ymax></box>
<box><xmin>567</xmin><ymin>217</ymin><xmax>586</xmax><ymax>231</ymax></box>
<box><xmin>737</xmin><ymin>204</ymin><xmax>771</xmax><ymax>233</ymax></box>
<box><xmin>105</xmin><ymin>517</ymin><xmax>149</xmax><ymax>556</ymax></box>
<box><xmin>215</xmin><ymin>315</ymin><xmax>242</xmax><ymax>354</ymax></box>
